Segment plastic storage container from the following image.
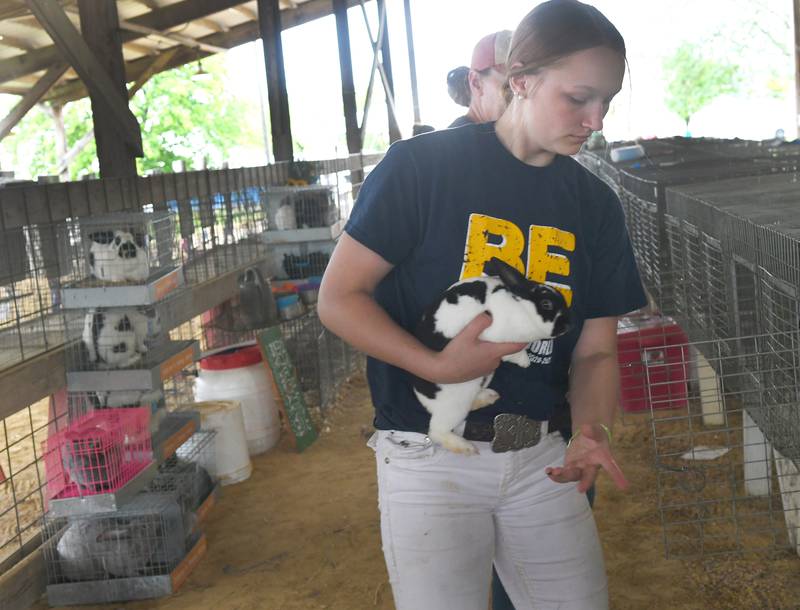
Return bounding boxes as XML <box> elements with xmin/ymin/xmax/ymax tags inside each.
<box><xmin>195</xmin><ymin>344</ymin><xmax>281</xmax><ymax>455</ymax></box>
<box><xmin>190</xmin><ymin>400</ymin><xmax>252</xmax><ymax>485</ymax></box>
<box><xmin>617</xmin><ymin>314</ymin><xmax>689</xmax><ymax>412</ymax></box>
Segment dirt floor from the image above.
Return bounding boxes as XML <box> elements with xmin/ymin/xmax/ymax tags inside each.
<box><xmin>26</xmin><ymin>372</ymin><xmax>800</xmax><ymax>610</ymax></box>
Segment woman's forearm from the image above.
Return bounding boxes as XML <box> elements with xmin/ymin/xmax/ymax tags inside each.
<box><xmin>318</xmin><ymin>290</ymin><xmax>438</xmax><ymax>381</ymax></box>
<box><xmin>567</xmin><ymin>351</ymin><xmax>619</xmax><ymax>432</ymax></box>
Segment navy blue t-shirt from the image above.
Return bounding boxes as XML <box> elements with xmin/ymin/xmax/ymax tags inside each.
<box><xmin>345</xmin><ymin>122</ymin><xmax>646</xmax><ymax>433</ymax></box>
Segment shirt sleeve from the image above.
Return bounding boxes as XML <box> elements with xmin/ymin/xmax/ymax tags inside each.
<box><xmin>584</xmin><ymin>189</ymin><xmax>647</xmax><ymax>318</ymax></box>
<box><xmin>344</xmin><ymin>142</ymin><xmax>422</xmax><ymax>266</ymax></box>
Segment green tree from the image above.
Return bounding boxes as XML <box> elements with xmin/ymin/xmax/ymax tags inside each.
<box><xmin>663</xmin><ymin>42</ymin><xmax>740</xmax><ymax>135</ymax></box>
<box><xmin>132</xmin><ymin>56</ymin><xmax>260</xmax><ymax>174</ymax></box>
<box><xmin>0</xmin><ymin>54</ymin><xmax>259</xmax><ymax>179</ymax></box>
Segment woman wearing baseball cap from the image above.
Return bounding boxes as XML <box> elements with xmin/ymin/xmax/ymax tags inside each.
<box><xmin>448</xmin><ymin>30</ymin><xmax>512</xmax><ymax>128</ymax></box>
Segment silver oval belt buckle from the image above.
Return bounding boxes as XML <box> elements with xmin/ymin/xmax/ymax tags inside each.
<box><xmin>491</xmin><ymin>413</ymin><xmax>542</xmax><ymax>453</ymax></box>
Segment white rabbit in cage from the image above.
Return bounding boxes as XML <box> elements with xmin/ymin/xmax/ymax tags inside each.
<box><xmin>56</xmin><ymin>520</ymin><xmax>102</xmax><ymax>581</ymax></box>
<box><xmin>81</xmin><ymin>308</ymin><xmax>155</xmax><ymax>369</ymax></box>
<box><xmin>87</xmin><ymin>229</ymin><xmax>150</xmax><ymax>283</ymax></box>
<box><xmin>274</xmin><ymin>203</ymin><xmax>297</xmax><ymax>230</ymax></box>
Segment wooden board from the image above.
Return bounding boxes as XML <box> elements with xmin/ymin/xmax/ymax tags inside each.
<box><xmin>257</xmin><ymin>326</ymin><xmax>318</xmax><ymax>452</ymax></box>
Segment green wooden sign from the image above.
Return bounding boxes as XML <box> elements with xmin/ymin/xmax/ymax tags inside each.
<box><xmin>257</xmin><ymin>326</ymin><xmax>318</xmax><ymax>452</ymax></box>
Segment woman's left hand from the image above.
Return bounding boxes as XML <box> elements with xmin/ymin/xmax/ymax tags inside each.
<box><xmin>545</xmin><ymin>423</ymin><xmax>628</xmax><ymax>493</ymax></box>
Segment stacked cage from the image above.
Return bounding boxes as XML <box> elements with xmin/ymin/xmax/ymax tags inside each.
<box><xmin>40</xmin><ymin>211</ymin><xmax>209</xmax><ymax>605</ymax></box>
<box><xmin>618</xmin><ymin>151</ymin><xmax>800</xmax><ymax>327</ymax></box>
<box><xmin>579</xmin><ymin>140</ymin><xmax>800</xmax><ymax>559</ymax></box>
<box><xmin>42</xmin><ymin>493</ymin><xmax>203</xmax><ymax>605</ymax></box>
<box><xmin>262</xmin><ymin>184</ymin><xmax>341</xmax><ymax>289</ymax></box>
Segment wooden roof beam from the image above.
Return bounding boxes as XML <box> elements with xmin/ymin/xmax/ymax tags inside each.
<box><xmin>0</xmin><ymin>62</ymin><xmax>67</xmax><ymax>141</ymax></box>
<box><xmin>0</xmin><ymin>32</ymin><xmax>35</xmax><ymax>51</ymax></box>
<box><xmin>24</xmin><ymin>0</ymin><xmax>143</xmax><ymax>155</ymax></box>
<box><xmin>44</xmin><ymin>0</ymin><xmax>369</xmax><ymax>105</ymax></box>
<box><xmin>0</xmin><ymin>0</ymin><xmax>246</xmax><ymax>83</ymax></box>
<box><xmin>233</xmin><ymin>5</ymin><xmax>257</xmax><ymax>20</ymax></box>
<box><xmin>118</xmin><ymin>19</ymin><xmax>228</xmax><ymax>54</ymax></box>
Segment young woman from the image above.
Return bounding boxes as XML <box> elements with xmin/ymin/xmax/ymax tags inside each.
<box><xmin>318</xmin><ymin>2</ymin><xmax>645</xmax><ymax>608</ymax></box>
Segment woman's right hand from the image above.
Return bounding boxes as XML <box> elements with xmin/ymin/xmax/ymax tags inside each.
<box><xmin>427</xmin><ymin>313</ymin><xmax>528</xmax><ymax>383</ymax></box>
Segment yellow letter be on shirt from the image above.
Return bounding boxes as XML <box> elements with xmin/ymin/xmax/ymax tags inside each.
<box><xmin>527</xmin><ymin>225</ymin><xmax>574</xmax><ymax>306</ymax></box>
<box><xmin>461</xmin><ymin>214</ymin><xmax>526</xmax><ymax>278</ymax></box>
<box><xmin>461</xmin><ymin>214</ymin><xmax>574</xmax><ymax>307</ymax></box>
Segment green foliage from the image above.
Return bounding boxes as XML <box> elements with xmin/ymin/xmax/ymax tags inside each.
<box><xmin>132</xmin><ymin>56</ymin><xmax>259</xmax><ymax>174</ymax></box>
<box><xmin>663</xmin><ymin>42</ymin><xmax>740</xmax><ymax>130</ymax></box>
<box><xmin>0</xmin><ymin>54</ymin><xmax>258</xmax><ymax>179</ymax></box>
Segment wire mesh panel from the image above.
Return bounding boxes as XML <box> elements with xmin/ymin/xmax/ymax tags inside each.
<box><xmin>662</xmin><ymin>214</ymin><xmax>687</xmax><ymax>319</ymax></box>
<box><xmin>280</xmin><ymin>311</ymin><xmax>323</xmax><ymax>407</ymax></box>
<box><xmin>43</xmin><ymin>493</ymin><xmax>186</xmax><ymax>586</ymax></box>
<box><xmin>0</xmin><ymin>397</ymin><xmax>52</xmax><ymax>569</ymax></box>
<box><xmin>650</xmin><ymin>331</ymin><xmax>800</xmax><ymax>558</ymax></box>
<box><xmin>147</xmin><ymin>431</ymin><xmax>216</xmax><ymax>538</ymax></box>
<box><xmin>179</xmin><ymin>185</ymin><xmax>268</xmax><ymax>285</ymax></box>
<box><xmin>703</xmin><ymin>233</ymin><xmax>730</xmax><ymax>343</ymax></box>
<box><xmin>0</xmin><ymin>225</ymin><xmax>66</xmax><ymax>369</ymax></box>
<box><xmin>682</xmin><ymin>221</ymin><xmax>713</xmax><ymax>340</ymax></box>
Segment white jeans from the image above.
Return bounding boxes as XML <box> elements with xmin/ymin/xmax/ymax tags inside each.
<box><xmin>370</xmin><ymin>429</ymin><xmax>608</xmax><ymax>610</ymax></box>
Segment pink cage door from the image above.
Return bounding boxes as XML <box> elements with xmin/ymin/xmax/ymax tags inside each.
<box><xmin>44</xmin><ymin>407</ymin><xmax>152</xmax><ymax>503</ymax></box>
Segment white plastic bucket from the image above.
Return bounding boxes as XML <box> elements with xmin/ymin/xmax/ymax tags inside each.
<box><xmin>191</xmin><ymin>400</ymin><xmax>253</xmax><ymax>486</ymax></box>
<box><xmin>195</xmin><ymin>343</ymin><xmax>281</xmax><ymax>455</ymax></box>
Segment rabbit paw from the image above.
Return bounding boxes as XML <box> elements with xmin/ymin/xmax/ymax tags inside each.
<box><xmin>429</xmin><ymin>431</ymin><xmax>478</xmax><ymax>455</ymax></box>
<box><xmin>501</xmin><ymin>349</ymin><xmax>531</xmax><ymax>368</ymax></box>
<box><xmin>471</xmin><ymin>389</ymin><xmax>500</xmax><ymax>411</ymax></box>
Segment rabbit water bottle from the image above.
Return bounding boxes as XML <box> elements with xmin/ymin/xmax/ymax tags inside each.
<box><xmin>195</xmin><ymin>344</ymin><xmax>281</xmax><ymax>455</ymax></box>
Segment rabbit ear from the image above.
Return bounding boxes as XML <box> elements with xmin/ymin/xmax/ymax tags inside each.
<box><xmin>88</xmin><ymin>231</ymin><xmax>115</xmax><ymax>244</ymax></box>
<box><xmin>483</xmin><ymin>257</ymin><xmax>527</xmax><ymax>288</ymax></box>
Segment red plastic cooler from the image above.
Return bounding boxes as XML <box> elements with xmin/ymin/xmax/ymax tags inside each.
<box><xmin>617</xmin><ymin>314</ymin><xmax>689</xmax><ymax>412</ymax></box>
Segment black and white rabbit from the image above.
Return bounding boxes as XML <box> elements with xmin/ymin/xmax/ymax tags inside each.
<box><xmin>412</xmin><ymin>258</ymin><xmax>570</xmax><ymax>455</ymax></box>
<box><xmin>81</xmin><ymin>307</ymin><xmax>157</xmax><ymax>369</ymax></box>
<box><xmin>87</xmin><ymin>229</ymin><xmax>150</xmax><ymax>283</ymax></box>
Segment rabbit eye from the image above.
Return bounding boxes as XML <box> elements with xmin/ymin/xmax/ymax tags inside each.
<box><xmin>114</xmin><ymin>236</ymin><xmax>121</xmax><ymax>246</ymax></box>
<box><xmin>540</xmin><ymin>299</ymin><xmax>553</xmax><ymax>311</ymax></box>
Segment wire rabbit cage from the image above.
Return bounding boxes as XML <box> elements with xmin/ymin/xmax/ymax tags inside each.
<box><xmin>265</xmin><ymin>185</ymin><xmax>340</xmax><ymax>232</ymax></box>
<box><xmin>43</xmin><ymin>408</ymin><xmax>152</xmax><ymax>503</ymax></box>
<box><xmin>43</xmin><ymin>493</ymin><xmax>191</xmax><ymax>605</ymax></box>
<box><xmin>58</xmin><ymin>211</ymin><xmax>179</xmax><ymax>288</ymax></box>
<box><xmin>641</xmin><ymin>329</ymin><xmax>800</xmax><ymax>558</ymax></box>
<box><xmin>146</xmin><ymin>431</ymin><xmax>217</xmax><ymax>538</ymax></box>
<box><xmin>63</xmin><ymin>304</ymin><xmax>165</xmax><ymax>373</ymax></box>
